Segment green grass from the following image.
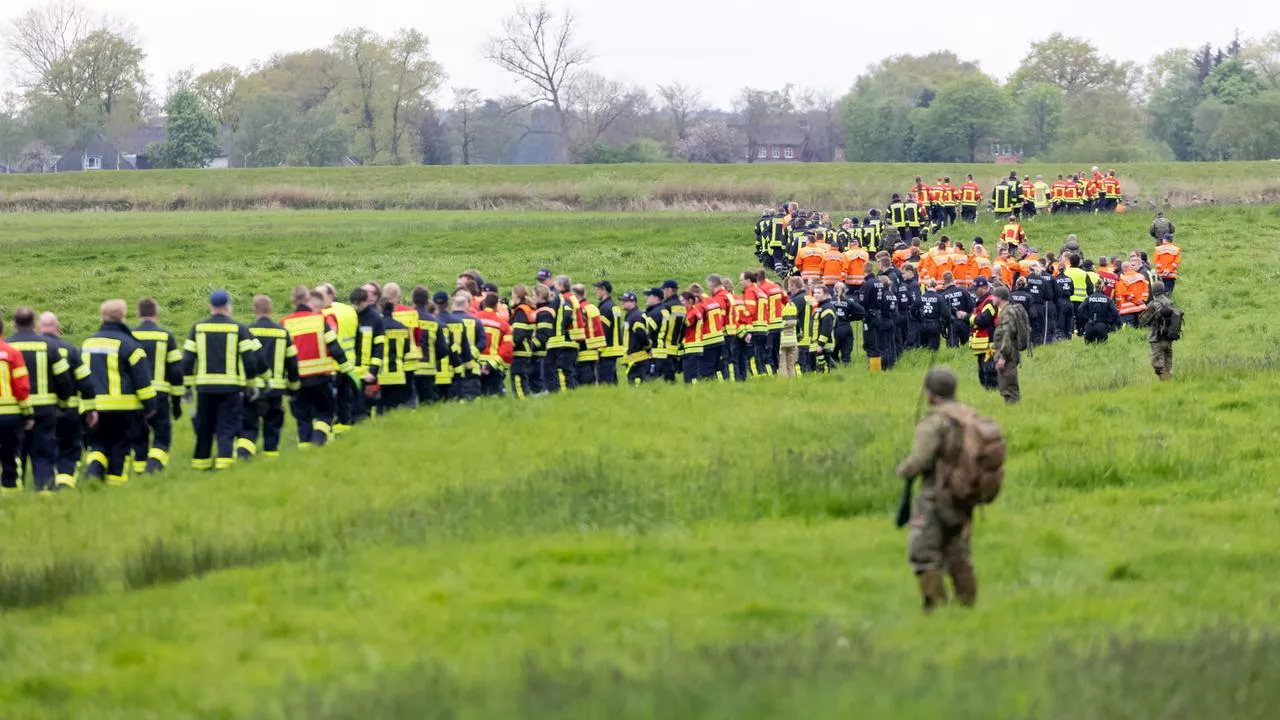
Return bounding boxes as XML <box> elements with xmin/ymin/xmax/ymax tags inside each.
<box><xmin>3</xmin><ymin>161</ymin><xmax>1280</xmax><ymax>211</ymax></box>
<box><xmin>0</xmin><ymin>205</ymin><xmax>1278</xmax><ymax>717</ymax></box>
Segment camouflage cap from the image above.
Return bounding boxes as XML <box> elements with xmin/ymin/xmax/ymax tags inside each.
<box><xmin>924</xmin><ymin>367</ymin><xmax>957</xmax><ymax>399</ymax></box>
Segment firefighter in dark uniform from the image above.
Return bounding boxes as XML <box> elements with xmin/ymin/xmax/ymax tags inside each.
<box><xmin>1050</xmin><ymin>270</ymin><xmax>1075</xmax><ymax>341</ymax></box>
<box><xmin>860</xmin><ymin>271</ymin><xmax>889</xmax><ymax>371</ymax></box>
<box><xmin>6</xmin><ymin>307</ymin><xmax>75</xmax><ymax>492</ymax></box>
<box><xmin>377</xmin><ymin>300</ymin><xmax>414</xmax><ymax>413</ymax></box>
<box><xmin>131</xmin><ymin>298</ymin><xmax>183</xmax><ymax>473</ymax></box>
<box><xmin>349</xmin><ymin>287</ymin><xmax>385</xmax><ymax>420</ymax></box>
<box><xmin>282</xmin><ymin>286</ymin><xmax>351</xmax><ymax>448</ymax></box>
<box><xmin>437</xmin><ymin>291</ymin><xmax>484</xmax><ymax>401</ymax></box>
<box><xmin>619</xmin><ymin>292</ymin><xmax>651</xmax><ymax>384</ymax></box>
<box><xmin>182</xmin><ymin>290</ymin><xmax>264</xmax><ymax>472</ymax></box>
<box><xmin>508</xmin><ymin>285</ymin><xmax>538</xmax><ymax>398</ymax></box>
<box><xmin>82</xmin><ymin>299</ymin><xmax>157</xmax><ymax>486</ymax></box>
<box><xmin>1077</xmin><ymin>285</ymin><xmax>1119</xmax><ymax>343</ymax></box>
<box><xmin>918</xmin><ymin>280</ymin><xmax>945</xmax><ymax>352</ymax></box>
<box><xmin>412</xmin><ymin>287</ymin><xmax>442</xmax><ymax>405</ymax></box>
<box><xmin>830</xmin><ymin>282</ymin><xmax>864</xmax><ymax>365</ymax></box>
<box><xmin>238</xmin><ymin>294</ymin><xmax>298</xmax><ymax>460</ymax></box>
<box><xmin>644</xmin><ymin>289</ymin><xmax>671</xmax><ymax>382</ymax></box>
<box><xmin>38</xmin><ymin>312</ymin><xmax>96</xmax><ymax>489</ymax></box>
<box><xmin>881</xmin><ymin>275</ymin><xmax>901</xmax><ymax>370</ymax></box>
<box><xmin>545</xmin><ymin>276</ymin><xmax>582</xmax><ymax>392</ymax></box>
<box><xmin>940</xmin><ymin>272</ymin><xmax>973</xmax><ymax>348</ymax></box>
<box><xmin>1024</xmin><ymin>262</ymin><xmax>1055</xmax><ymax>346</ymax></box>
<box><xmin>659</xmin><ymin>280</ymin><xmax>685</xmax><ymax>382</ymax></box>
<box><xmin>532</xmin><ymin>285</ymin><xmax>556</xmax><ymax>393</ymax></box>
<box><xmin>896</xmin><ymin>266</ymin><xmax>922</xmax><ymax>350</ymax></box>
<box><xmin>811</xmin><ymin>285</ymin><xmax>836</xmax><ymax>372</ymax></box>
<box><xmin>596</xmin><ymin>281</ymin><xmax>623</xmax><ymax>386</ymax></box>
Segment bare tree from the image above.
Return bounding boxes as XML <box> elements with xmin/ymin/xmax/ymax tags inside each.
<box><xmin>387</xmin><ymin>28</ymin><xmax>443</xmax><ymax>164</ymax></box>
<box><xmin>484</xmin><ymin>2</ymin><xmax>589</xmax><ymax>162</ymax></box>
<box><xmin>451</xmin><ymin>87</ymin><xmax>481</xmax><ymax>164</ymax></box>
<box><xmin>566</xmin><ymin>71</ymin><xmax>645</xmax><ymax>157</ymax></box>
<box><xmin>4</xmin><ymin>0</ymin><xmax>93</xmax><ymax>87</ymax></box>
<box><xmin>656</xmin><ymin>82</ymin><xmax>704</xmax><ymax>140</ymax></box>
<box><xmin>165</xmin><ymin>66</ymin><xmax>195</xmax><ymax>103</ymax></box>
<box><xmin>193</xmin><ymin>65</ymin><xmax>241</xmax><ymax>126</ymax></box>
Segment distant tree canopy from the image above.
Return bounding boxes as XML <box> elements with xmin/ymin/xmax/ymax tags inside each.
<box><xmin>3</xmin><ymin>4</ymin><xmax>1279</xmax><ymax>166</ymax></box>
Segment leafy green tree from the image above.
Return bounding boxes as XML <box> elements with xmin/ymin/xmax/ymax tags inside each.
<box><xmin>1016</xmin><ymin>83</ymin><xmax>1063</xmax><ymax>157</ymax></box>
<box><xmin>1010</xmin><ymin>33</ymin><xmax>1133</xmax><ymax>97</ymax></box>
<box><xmin>193</xmin><ymin>65</ymin><xmax>241</xmax><ymax>127</ymax></box>
<box><xmin>1213</xmin><ymin>91</ymin><xmax>1280</xmax><ymax>159</ymax></box>
<box><xmin>231</xmin><ymin>92</ymin><xmax>297</xmax><ymax>166</ymax></box>
<box><xmin>1192</xmin><ymin>99</ymin><xmax>1230</xmax><ymax>160</ymax></box>
<box><xmin>1048</xmin><ymin>88</ymin><xmax>1170</xmax><ymax>161</ymax></box>
<box><xmin>842</xmin><ymin>98</ymin><xmax>911</xmax><ymax>161</ymax></box>
<box><xmin>151</xmin><ymin>90</ymin><xmax>219</xmax><ymax>167</ymax></box>
<box><xmin>1204</xmin><ymin>58</ymin><xmax>1264</xmax><ymax>104</ymax></box>
<box><xmin>915</xmin><ymin>75</ymin><xmax>1013</xmax><ymax>162</ymax></box>
<box><xmin>1146</xmin><ymin>49</ymin><xmax>1203</xmax><ymax>160</ymax></box>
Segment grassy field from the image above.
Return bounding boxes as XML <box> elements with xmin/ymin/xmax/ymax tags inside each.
<box><xmin>3</xmin><ymin>161</ymin><xmax>1280</xmax><ymax>212</ymax></box>
<box><xmin>0</xmin><ymin>205</ymin><xmax>1278</xmax><ymax>717</ymax></box>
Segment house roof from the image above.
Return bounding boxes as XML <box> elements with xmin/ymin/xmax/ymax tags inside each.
<box><xmin>52</xmin><ymin>134</ymin><xmax>136</xmax><ymax>172</ymax></box>
<box><xmin>120</xmin><ymin>123</ymin><xmax>233</xmax><ymax>157</ymax></box>
<box><xmin>750</xmin><ymin>124</ymin><xmax>806</xmax><ymax>146</ymax></box>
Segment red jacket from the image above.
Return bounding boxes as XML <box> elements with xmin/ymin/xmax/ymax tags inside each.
<box><xmin>475</xmin><ymin>309</ymin><xmax>514</xmax><ymax>365</ymax></box>
<box><xmin>0</xmin><ymin>339</ymin><xmax>31</xmax><ymax>416</ymax></box>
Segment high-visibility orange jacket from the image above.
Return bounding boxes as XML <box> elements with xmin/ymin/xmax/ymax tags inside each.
<box><xmin>994</xmin><ymin>258</ymin><xmax>1016</xmax><ymax>288</ymax></box>
<box><xmin>1154</xmin><ymin>244</ymin><xmax>1182</xmax><ymax>279</ymax></box>
<box><xmin>959</xmin><ymin>182</ymin><xmax>982</xmax><ymax>205</ymax></box>
<box><xmin>929</xmin><ymin>184</ymin><xmax>944</xmax><ymax>203</ymax></box>
<box><xmin>283</xmin><ymin>307</ymin><xmax>350</xmax><ymax>382</ymax></box>
<box><xmin>973</xmin><ymin>254</ymin><xmax>993</xmax><ymax>281</ymax></box>
<box><xmin>476</xmin><ymin>309</ymin><xmax>514</xmax><ymax>366</ymax></box>
<box><xmin>821</xmin><ymin>247</ymin><xmax>846</xmax><ymax>285</ymax></box>
<box><xmin>1102</xmin><ymin>176</ymin><xmax>1121</xmax><ymax>198</ymax></box>
<box><xmin>1017</xmin><ymin>255</ymin><xmax>1041</xmax><ymax>279</ymax></box>
<box><xmin>795</xmin><ymin>245</ymin><xmax>824</xmax><ymax>281</ymax></box>
<box><xmin>940</xmin><ymin>184</ymin><xmax>958</xmax><ymax>206</ymax></box>
<box><xmin>892</xmin><ymin>248</ymin><xmax>913</xmax><ymax>269</ymax></box>
<box><xmin>704</xmin><ymin>291</ymin><xmax>729</xmax><ymax>345</ymax></box>
<box><xmin>1021</xmin><ymin>181</ymin><xmax>1036</xmax><ymax>201</ymax></box>
<box><xmin>742</xmin><ymin>283</ymin><xmax>765</xmax><ymax>332</ymax></box>
<box><xmin>1050</xmin><ymin>181</ymin><xmax>1067</xmax><ymax>202</ymax></box>
<box><xmin>1116</xmin><ymin>272</ymin><xmax>1149</xmax><ymax>315</ymax></box>
<box><xmin>951</xmin><ymin>251</ymin><xmax>974</xmax><ymax>288</ymax></box>
<box><xmin>843</xmin><ymin>248</ymin><xmax>869</xmax><ymax>287</ymax></box>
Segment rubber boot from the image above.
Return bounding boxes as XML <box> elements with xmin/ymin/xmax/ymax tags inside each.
<box><xmin>950</xmin><ymin>564</ymin><xmax>978</xmax><ymax>608</ymax></box>
<box><xmin>917</xmin><ymin>570</ymin><xmax>948</xmax><ymax>614</ymax></box>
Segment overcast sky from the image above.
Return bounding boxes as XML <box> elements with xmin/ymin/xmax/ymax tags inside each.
<box><xmin>4</xmin><ymin>0</ymin><xmax>1277</xmax><ymax>107</ymax></box>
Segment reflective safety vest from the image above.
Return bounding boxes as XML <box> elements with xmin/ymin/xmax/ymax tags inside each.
<box><xmin>1064</xmin><ymin>267</ymin><xmax>1090</xmax><ymax>302</ymax></box>
<box><xmin>1063</xmin><ymin>183</ymin><xmax>1081</xmax><ymax>203</ymax></box>
<box><xmin>1050</xmin><ymin>181</ymin><xmax>1067</xmax><ymax>202</ymax></box>
<box><xmin>283</xmin><ymin>310</ymin><xmax>347</xmax><ymax>379</ymax></box>
<box><xmin>951</xmin><ymin>252</ymin><xmax>973</xmax><ymax>288</ymax></box>
<box><xmin>993</xmin><ymin>184</ymin><xmax>1013</xmax><ymax>213</ymax></box>
<box><xmin>843</xmin><ymin>248</ymin><xmax>869</xmax><ymax>286</ymax></box>
<box><xmin>795</xmin><ymin>245</ymin><xmax>824</xmax><ymax>281</ymax></box>
<box><xmin>379</xmin><ymin>319</ymin><xmax>413</xmax><ymax>386</ymax></box>
<box><xmin>1033</xmin><ymin>181</ymin><xmax>1049</xmax><ymax>208</ymax></box>
<box><xmin>1154</xmin><ymin>244</ymin><xmax>1182</xmax><ymax>279</ymax></box>
<box><xmin>0</xmin><ymin>340</ymin><xmax>31</xmax><ymax>417</ymax></box>
<box><xmin>761</xmin><ymin>280</ymin><xmax>786</xmax><ymax>331</ymax></box>
<box><xmin>1021</xmin><ymin>181</ymin><xmax>1036</xmax><ymax>201</ymax></box>
<box><xmin>821</xmin><ymin>248</ymin><xmax>846</xmax><ymax>285</ymax></box>
<box><xmin>959</xmin><ymin>182</ymin><xmax>981</xmax><ymax>205</ymax></box>
<box><xmin>940</xmin><ymin>184</ymin><xmax>958</xmax><ymax>206</ymax></box>
<box><xmin>324</xmin><ymin>302</ymin><xmax>358</xmax><ymax>359</ymax></box>
<box><xmin>1115</xmin><ymin>272</ymin><xmax>1149</xmax><ymax>315</ymax></box>
<box><xmin>1103</xmin><ymin>176</ymin><xmax>1121</xmax><ymax>198</ymax></box>
<box><xmin>969</xmin><ymin>296</ymin><xmax>997</xmax><ymax>354</ymax></box>
<box><xmin>1000</xmin><ymin>223</ymin><xmax>1024</xmax><ymax>243</ymax></box>
<box><xmin>742</xmin><ymin>284</ymin><xmax>765</xmax><ymax>333</ymax></box>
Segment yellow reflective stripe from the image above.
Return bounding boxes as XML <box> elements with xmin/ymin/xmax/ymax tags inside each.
<box><xmin>74</xmin><ymin>363</ymin><xmax>91</xmax><ymax>380</ymax></box>
<box><xmin>251</xmin><ymin>328</ymin><xmax>288</xmax><ymax>338</ymax></box>
<box><xmin>94</xmin><ymin>395</ymin><xmax>141</xmax><ymax>411</ymax></box>
<box><xmin>166</xmin><ymin>348</ymin><xmax>183</xmax><ymax>363</ymax></box>
<box><xmin>107</xmin><ymin>352</ymin><xmax>121</xmax><ymax>398</ymax></box>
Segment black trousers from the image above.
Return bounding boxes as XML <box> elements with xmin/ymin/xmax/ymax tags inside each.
<box><xmin>480</xmin><ymin>370</ymin><xmax>506</xmax><ymax>397</ymax></box>
<box><xmin>415</xmin><ymin>374</ymin><xmax>440</xmax><ymax>405</ymax></box>
<box><xmin>576</xmin><ymin>360</ymin><xmax>598</xmax><ymax>387</ymax></box>
<box><xmin>626</xmin><ymin>360</ymin><xmax>651</xmax><ymax>385</ymax></box>
<box><xmin>597</xmin><ymin>356</ymin><xmax>619</xmax><ymax>385</ymax></box>
<box><xmin>510</xmin><ymin>358</ymin><xmax>534</xmax><ymax>398</ymax></box>
<box><xmin>961</xmin><ymin>206</ymin><xmax>977</xmax><ymax>222</ymax></box>
<box><xmin>653</xmin><ymin>357</ymin><xmax>675</xmax><ymax>383</ymax></box>
<box><xmin>240</xmin><ymin>395</ymin><xmax>285</xmax><ymax>457</ymax></box>
<box><xmin>54</xmin><ymin>408</ymin><xmax>83</xmax><ymax>480</ymax></box>
<box><xmin>919</xmin><ymin>322</ymin><xmax>942</xmax><ymax>352</ymax></box>
<box><xmin>798</xmin><ymin>347</ymin><xmax>813</xmax><ymax>374</ymax></box>
<box><xmin>292</xmin><ymin>382</ymin><xmax>335</xmax><ymax>446</ymax></box>
<box><xmin>1083</xmin><ymin>322</ymin><xmax>1111</xmax><ymax>344</ymax></box>
<box><xmin>698</xmin><ymin>343</ymin><xmax>721</xmax><ymax>380</ymax></box>
<box><xmin>19</xmin><ymin>412</ymin><xmax>58</xmax><ymax>491</ymax></box>
<box><xmin>529</xmin><ymin>355</ymin><xmax>547</xmax><ymax>394</ymax></box>
<box><xmin>1057</xmin><ymin>300</ymin><xmax>1075</xmax><ymax>340</ymax></box>
<box><xmin>749</xmin><ymin>335</ymin><xmax>771</xmax><ymax>375</ymax></box>
<box><xmin>767</xmin><ymin>330</ymin><xmax>781</xmax><ymax>373</ymax></box>
<box><xmin>0</xmin><ymin>417</ymin><xmax>22</xmax><ymax>490</ymax></box>
<box><xmin>878</xmin><ymin>325</ymin><xmax>898</xmax><ymax>370</ymax></box>
<box><xmin>193</xmin><ymin>392</ymin><xmax>242</xmax><ymax>470</ymax></box>
<box><xmin>334</xmin><ymin>375</ymin><xmax>357</xmax><ymax>428</ymax></box>
<box><xmin>378</xmin><ymin>384</ymin><xmax>413</xmax><ymax>413</ymax></box>
<box><xmin>1162</xmin><ymin>278</ymin><xmax>1176</xmax><ymax>295</ymax></box>
<box><xmin>86</xmin><ymin>411</ymin><xmax>137</xmax><ymax>484</ymax></box>
<box><xmin>130</xmin><ymin>402</ymin><xmax>172</xmax><ymax>471</ymax></box>
<box><xmin>727</xmin><ymin>338</ymin><xmax>749</xmax><ymax>381</ymax></box>
<box><xmin>977</xmin><ymin>355</ymin><xmax>998</xmax><ymax>390</ymax></box>
<box><xmin>545</xmin><ymin>348</ymin><xmax>579</xmax><ymax>392</ymax></box>
<box><xmin>683</xmin><ymin>352</ymin><xmax>702</xmax><ymax>383</ymax></box>
<box><xmin>451</xmin><ymin>374</ymin><xmax>481</xmax><ymax>401</ymax></box>
<box><xmin>1029</xmin><ymin>304</ymin><xmax>1049</xmax><ymax>345</ymax></box>
<box><xmin>834</xmin><ymin>326</ymin><xmax>854</xmax><ymax>364</ymax></box>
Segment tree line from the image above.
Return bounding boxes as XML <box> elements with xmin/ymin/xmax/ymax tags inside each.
<box><xmin>2</xmin><ymin>0</ymin><xmax>1279</xmax><ymax>170</ymax></box>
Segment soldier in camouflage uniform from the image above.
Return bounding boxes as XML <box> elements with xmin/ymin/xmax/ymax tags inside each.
<box><xmin>1138</xmin><ymin>281</ymin><xmax>1175</xmax><ymax>380</ymax></box>
<box><xmin>895</xmin><ymin>367</ymin><xmax>977</xmax><ymax>613</ymax></box>
<box><xmin>991</xmin><ymin>287</ymin><xmax>1027</xmax><ymax>404</ymax></box>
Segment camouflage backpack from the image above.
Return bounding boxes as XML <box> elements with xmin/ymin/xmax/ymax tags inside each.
<box><xmin>934</xmin><ymin>404</ymin><xmax>1006</xmax><ymax>508</ymax></box>
<box><xmin>1159</xmin><ymin>304</ymin><xmax>1185</xmax><ymax>342</ymax></box>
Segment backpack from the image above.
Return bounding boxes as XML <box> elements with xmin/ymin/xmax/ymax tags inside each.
<box><xmin>1159</xmin><ymin>304</ymin><xmax>1184</xmax><ymax>342</ymax></box>
<box><xmin>934</xmin><ymin>404</ymin><xmax>1005</xmax><ymax>508</ymax></box>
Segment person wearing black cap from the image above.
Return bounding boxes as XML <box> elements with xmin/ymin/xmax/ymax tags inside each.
<box><xmin>182</xmin><ymin>290</ymin><xmax>265</xmax><ymax>471</ymax></box>
<box><xmin>595</xmin><ymin>281</ymin><xmax>622</xmax><ymax>386</ymax></box>
<box><xmin>643</xmin><ymin>289</ymin><xmax>671</xmax><ymax>382</ymax></box>
<box><xmin>660</xmin><ymin>279</ymin><xmax>685</xmax><ymax>381</ymax></box>
<box><xmin>617</xmin><ymin>292</ymin><xmax>650</xmax><ymax>384</ymax></box>
<box><xmin>967</xmin><ymin>277</ymin><xmax>998</xmax><ymax>390</ymax></box>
